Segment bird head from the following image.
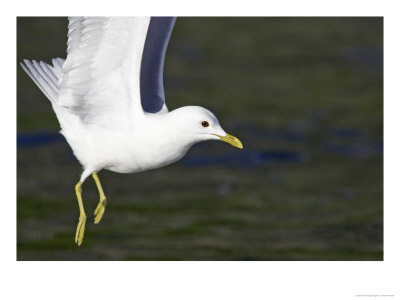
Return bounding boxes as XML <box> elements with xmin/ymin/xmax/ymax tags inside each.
<box><xmin>168</xmin><ymin>106</ymin><xmax>243</xmax><ymax>149</ymax></box>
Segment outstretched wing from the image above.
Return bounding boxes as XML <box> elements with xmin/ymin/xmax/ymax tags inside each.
<box><xmin>59</xmin><ymin>17</ymin><xmax>150</xmax><ymax>130</ymax></box>
<box><xmin>140</xmin><ymin>17</ymin><xmax>176</xmax><ymax>113</ymax></box>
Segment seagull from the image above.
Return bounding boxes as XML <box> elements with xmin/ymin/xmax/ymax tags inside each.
<box><xmin>21</xmin><ymin>17</ymin><xmax>243</xmax><ymax>246</ymax></box>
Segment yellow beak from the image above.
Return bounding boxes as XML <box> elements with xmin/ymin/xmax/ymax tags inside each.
<box><xmin>216</xmin><ymin>133</ymin><xmax>243</xmax><ymax>149</ymax></box>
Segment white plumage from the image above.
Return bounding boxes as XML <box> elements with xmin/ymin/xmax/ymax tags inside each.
<box><xmin>60</xmin><ymin>17</ymin><xmax>151</xmax><ymax>129</ymax></box>
<box><xmin>21</xmin><ymin>17</ymin><xmax>242</xmax><ymax>246</ymax></box>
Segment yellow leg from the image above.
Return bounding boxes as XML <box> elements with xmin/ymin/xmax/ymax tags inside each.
<box><xmin>92</xmin><ymin>171</ymin><xmax>107</xmax><ymax>224</ymax></box>
<box><xmin>74</xmin><ymin>181</ymin><xmax>86</xmax><ymax>246</ymax></box>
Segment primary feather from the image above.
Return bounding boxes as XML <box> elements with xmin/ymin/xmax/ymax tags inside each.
<box><xmin>140</xmin><ymin>17</ymin><xmax>176</xmax><ymax>113</ymax></box>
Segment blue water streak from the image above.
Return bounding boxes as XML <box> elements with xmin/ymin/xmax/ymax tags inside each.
<box><xmin>17</xmin><ymin>131</ymin><xmax>64</xmax><ymax>147</ymax></box>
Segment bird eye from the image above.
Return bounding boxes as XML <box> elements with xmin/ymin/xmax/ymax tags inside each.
<box><xmin>201</xmin><ymin>121</ymin><xmax>209</xmax><ymax>127</ymax></box>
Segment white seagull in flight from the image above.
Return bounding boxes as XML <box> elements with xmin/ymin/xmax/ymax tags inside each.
<box><xmin>21</xmin><ymin>17</ymin><xmax>243</xmax><ymax>246</ymax></box>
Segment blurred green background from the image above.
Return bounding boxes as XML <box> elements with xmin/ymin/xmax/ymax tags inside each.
<box><xmin>17</xmin><ymin>17</ymin><xmax>383</xmax><ymax>260</ymax></box>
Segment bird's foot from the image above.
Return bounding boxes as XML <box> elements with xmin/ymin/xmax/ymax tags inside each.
<box><xmin>75</xmin><ymin>214</ymin><xmax>87</xmax><ymax>246</ymax></box>
<box><xmin>94</xmin><ymin>197</ymin><xmax>107</xmax><ymax>224</ymax></box>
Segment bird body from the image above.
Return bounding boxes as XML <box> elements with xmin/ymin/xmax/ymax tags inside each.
<box><xmin>63</xmin><ymin>106</ymin><xmax>224</xmax><ymax>177</ymax></box>
<box><xmin>21</xmin><ymin>17</ymin><xmax>242</xmax><ymax>245</ymax></box>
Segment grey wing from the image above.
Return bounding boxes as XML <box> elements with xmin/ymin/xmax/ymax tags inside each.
<box><xmin>140</xmin><ymin>17</ymin><xmax>176</xmax><ymax>113</ymax></box>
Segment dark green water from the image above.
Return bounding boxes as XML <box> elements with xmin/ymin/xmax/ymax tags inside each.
<box><xmin>17</xmin><ymin>17</ymin><xmax>383</xmax><ymax>260</ymax></box>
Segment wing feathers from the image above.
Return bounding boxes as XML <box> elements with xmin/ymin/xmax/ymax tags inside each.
<box><xmin>140</xmin><ymin>17</ymin><xmax>176</xmax><ymax>113</ymax></box>
<box><xmin>21</xmin><ymin>61</ymin><xmax>53</xmax><ymax>101</ymax></box>
<box><xmin>24</xmin><ymin>17</ymin><xmax>175</xmax><ymax>132</ymax></box>
<box><xmin>58</xmin><ymin>17</ymin><xmax>151</xmax><ymax>130</ymax></box>
<box><xmin>31</xmin><ymin>60</ymin><xmax>58</xmax><ymax>96</ymax></box>
<box><xmin>22</xmin><ymin>60</ymin><xmax>57</xmax><ymax>102</ymax></box>
<box><xmin>52</xmin><ymin>58</ymin><xmax>65</xmax><ymax>79</ymax></box>
<box><xmin>39</xmin><ymin>61</ymin><xmax>58</xmax><ymax>90</ymax></box>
